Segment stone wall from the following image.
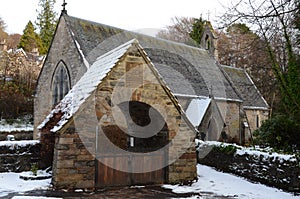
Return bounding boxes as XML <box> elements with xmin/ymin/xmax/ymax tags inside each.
<box><xmin>52</xmin><ymin>123</ymin><xmax>95</xmax><ymax>190</ymax></box>
<box><xmin>245</xmin><ymin>109</ymin><xmax>269</xmax><ymax>132</ymax></box>
<box><xmin>0</xmin><ymin>130</ymin><xmax>33</xmax><ymax>141</ymax></box>
<box><xmin>0</xmin><ymin>141</ymin><xmax>41</xmax><ymax>172</ymax></box>
<box><xmin>216</xmin><ymin>100</ymin><xmax>241</xmax><ymax>143</ymax></box>
<box><xmin>198</xmin><ymin>142</ymin><xmax>300</xmax><ymax>193</ymax></box>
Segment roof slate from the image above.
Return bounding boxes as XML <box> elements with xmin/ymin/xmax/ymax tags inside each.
<box><xmin>64</xmin><ymin>14</ymin><xmax>240</xmax><ymax>100</ymax></box>
<box><xmin>221</xmin><ymin>65</ymin><xmax>269</xmax><ymax>109</ymax></box>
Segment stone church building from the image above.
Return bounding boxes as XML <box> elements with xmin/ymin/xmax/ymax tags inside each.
<box><xmin>35</xmin><ymin>10</ymin><xmax>269</xmax><ymax>189</ymax></box>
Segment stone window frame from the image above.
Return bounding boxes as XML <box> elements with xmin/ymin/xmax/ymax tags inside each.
<box><xmin>51</xmin><ymin>60</ymin><xmax>71</xmax><ymax>106</ymax></box>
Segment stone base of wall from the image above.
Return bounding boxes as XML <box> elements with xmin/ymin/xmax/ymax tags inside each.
<box><xmin>0</xmin><ymin>141</ymin><xmax>41</xmax><ymax>172</ymax></box>
<box><xmin>197</xmin><ymin>142</ymin><xmax>300</xmax><ymax>193</ymax></box>
<box><xmin>168</xmin><ymin>148</ymin><xmax>198</xmax><ymax>185</ymax></box>
<box><xmin>52</xmin><ymin>126</ymin><xmax>95</xmax><ymax>190</ymax></box>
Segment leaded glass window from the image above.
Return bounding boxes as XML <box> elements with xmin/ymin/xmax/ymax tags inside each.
<box><xmin>52</xmin><ymin>61</ymin><xmax>70</xmax><ymax>105</ymax></box>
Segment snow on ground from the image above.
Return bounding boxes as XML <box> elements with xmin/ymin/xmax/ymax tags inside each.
<box><xmin>196</xmin><ymin>140</ymin><xmax>297</xmax><ymax>162</ymax></box>
<box><xmin>0</xmin><ymin>165</ymin><xmax>298</xmax><ymax>198</ymax></box>
<box><xmin>0</xmin><ymin>140</ymin><xmax>39</xmax><ymax>148</ymax></box>
<box><xmin>164</xmin><ymin>164</ymin><xmax>298</xmax><ymax>199</ymax></box>
<box><xmin>0</xmin><ymin>121</ymin><xmax>33</xmax><ymax>132</ymax></box>
<box><xmin>0</xmin><ymin>172</ymin><xmax>51</xmax><ymax>198</ymax></box>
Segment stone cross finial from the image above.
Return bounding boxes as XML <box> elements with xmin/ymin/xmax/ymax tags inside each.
<box><xmin>206</xmin><ymin>10</ymin><xmax>210</xmax><ymax>21</ymax></box>
<box><xmin>62</xmin><ymin>0</ymin><xmax>67</xmax><ymax>13</ymax></box>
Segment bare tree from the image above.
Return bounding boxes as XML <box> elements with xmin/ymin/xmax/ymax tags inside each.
<box><xmin>0</xmin><ymin>50</ymin><xmax>10</xmax><ymax>84</ymax></box>
<box><xmin>7</xmin><ymin>34</ymin><xmax>21</xmax><ymax>50</ymax></box>
<box><xmin>157</xmin><ymin>16</ymin><xmax>199</xmax><ymax>46</ymax></box>
<box><xmin>222</xmin><ymin>0</ymin><xmax>300</xmax><ymax>116</ymax></box>
<box><xmin>217</xmin><ymin>23</ymin><xmax>277</xmax><ymax>107</ymax></box>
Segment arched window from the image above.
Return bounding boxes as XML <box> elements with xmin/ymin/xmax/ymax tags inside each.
<box><xmin>52</xmin><ymin>61</ymin><xmax>70</xmax><ymax>105</ymax></box>
<box><xmin>205</xmin><ymin>34</ymin><xmax>211</xmax><ymax>50</ymax></box>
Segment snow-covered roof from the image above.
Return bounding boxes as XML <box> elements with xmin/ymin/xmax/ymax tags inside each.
<box><xmin>7</xmin><ymin>48</ymin><xmax>27</xmax><ymax>57</ymax></box>
<box><xmin>185</xmin><ymin>98</ymin><xmax>211</xmax><ymax>127</ymax></box>
<box><xmin>38</xmin><ymin>39</ymin><xmax>138</xmax><ymax>132</ymax></box>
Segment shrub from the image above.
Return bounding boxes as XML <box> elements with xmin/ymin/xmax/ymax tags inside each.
<box><xmin>31</xmin><ymin>163</ymin><xmax>39</xmax><ymax>176</ymax></box>
<box><xmin>253</xmin><ymin>115</ymin><xmax>300</xmax><ymax>152</ymax></box>
<box><xmin>213</xmin><ymin>144</ymin><xmax>239</xmax><ymax>155</ymax></box>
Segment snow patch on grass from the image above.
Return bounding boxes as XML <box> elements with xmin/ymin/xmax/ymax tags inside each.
<box><xmin>197</xmin><ymin>140</ymin><xmax>298</xmax><ymax>162</ymax></box>
<box><xmin>163</xmin><ymin>164</ymin><xmax>298</xmax><ymax>199</ymax></box>
<box><xmin>0</xmin><ymin>120</ymin><xmax>33</xmax><ymax>132</ymax></box>
<box><xmin>0</xmin><ymin>171</ymin><xmax>51</xmax><ymax>197</ymax></box>
<box><xmin>0</xmin><ymin>140</ymin><xmax>39</xmax><ymax>148</ymax></box>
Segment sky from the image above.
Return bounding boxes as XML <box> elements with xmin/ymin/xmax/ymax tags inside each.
<box><xmin>0</xmin><ymin>0</ymin><xmax>231</xmax><ymax>35</ymax></box>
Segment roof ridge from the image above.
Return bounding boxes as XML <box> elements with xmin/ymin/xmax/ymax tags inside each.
<box><xmin>64</xmin><ymin>14</ymin><xmax>207</xmax><ymax>52</ymax></box>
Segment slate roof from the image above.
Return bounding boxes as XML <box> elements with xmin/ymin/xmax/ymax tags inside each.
<box><xmin>221</xmin><ymin>65</ymin><xmax>269</xmax><ymax>109</ymax></box>
<box><xmin>64</xmin><ymin>14</ymin><xmax>241</xmax><ymax>101</ymax></box>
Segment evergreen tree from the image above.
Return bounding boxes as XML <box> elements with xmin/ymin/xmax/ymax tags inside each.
<box><xmin>18</xmin><ymin>21</ymin><xmax>42</xmax><ymax>53</ymax></box>
<box><xmin>226</xmin><ymin>23</ymin><xmax>251</xmax><ymax>34</ymax></box>
<box><xmin>189</xmin><ymin>17</ymin><xmax>206</xmax><ymax>45</ymax></box>
<box><xmin>36</xmin><ymin>0</ymin><xmax>57</xmax><ymax>54</ymax></box>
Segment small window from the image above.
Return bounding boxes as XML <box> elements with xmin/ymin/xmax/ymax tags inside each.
<box><xmin>256</xmin><ymin>115</ymin><xmax>260</xmax><ymax>128</ymax></box>
<box><xmin>52</xmin><ymin>61</ymin><xmax>70</xmax><ymax>105</ymax></box>
<box><xmin>205</xmin><ymin>34</ymin><xmax>210</xmax><ymax>50</ymax></box>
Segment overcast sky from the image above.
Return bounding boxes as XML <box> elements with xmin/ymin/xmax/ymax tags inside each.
<box><xmin>0</xmin><ymin>0</ymin><xmax>230</xmax><ymax>34</ymax></box>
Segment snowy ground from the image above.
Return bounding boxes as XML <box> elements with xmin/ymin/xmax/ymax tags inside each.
<box><xmin>164</xmin><ymin>164</ymin><xmax>298</xmax><ymax>199</ymax></box>
<box><xmin>0</xmin><ymin>172</ymin><xmax>51</xmax><ymax>198</ymax></box>
<box><xmin>0</xmin><ymin>120</ymin><xmax>33</xmax><ymax>133</ymax></box>
<box><xmin>0</xmin><ymin>165</ymin><xmax>298</xmax><ymax>199</ymax></box>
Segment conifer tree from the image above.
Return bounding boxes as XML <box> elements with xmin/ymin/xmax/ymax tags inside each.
<box><xmin>189</xmin><ymin>17</ymin><xmax>206</xmax><ymax>45</ymax></box>
<box><xmin>36</xmin><ymin>0</ymin><xmax>57</xmax><ymax>54</ymax></box>
<box><xmin>18</xmin><ymin>21</ymin><xmax>42</xmax><ymax>53</ymax></box>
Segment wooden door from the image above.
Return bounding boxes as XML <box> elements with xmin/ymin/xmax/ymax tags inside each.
<box><xmin>96</xmin><ymin>101</ymin><xmax>169</xmax><ymax>187</ymax></box>
<box><xmin>96</xmin><ymin>151</ymin><xmax>167</xmax><ymax>187</ymax></box>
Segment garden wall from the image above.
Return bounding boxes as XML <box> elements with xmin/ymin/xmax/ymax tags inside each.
<box><xmin>197</xmin><ymin>141</ymin><xmax>300</xmax><ymax>193</ymax></box>
<box><xmin>0</xmin><ymin>130</ymin><xmax>33</xmax><ymax>141</ymax></box>
<box><xmin>0</xmin><ymin>141</ymin><xmax>41</xmax><ymax>172</ymax></box>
